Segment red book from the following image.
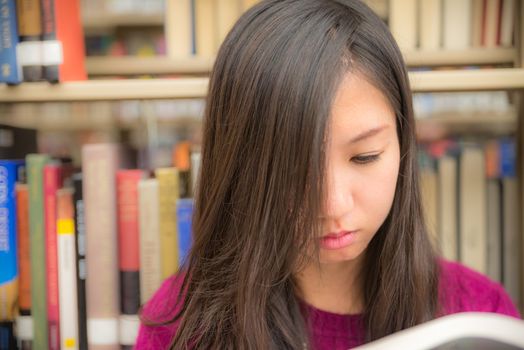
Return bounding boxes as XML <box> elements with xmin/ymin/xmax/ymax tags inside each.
<box><xmin>54</xmin><ymin>0</ymin><xmax>86</xmax><ymax>81</ymax></box>
<box><xmin>44</xmin><ymin>162</ymin><xmax>63</xmax><ymax>350</ymax></box>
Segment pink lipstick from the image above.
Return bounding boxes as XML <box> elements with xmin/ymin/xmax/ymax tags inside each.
<box><xmin>320</xmin><ymin>231</ymin><xmax>356</xmax><ymax>250</ymax></box>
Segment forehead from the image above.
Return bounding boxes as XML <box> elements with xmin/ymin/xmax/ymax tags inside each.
<box><xmin>330</xmin><ymin>72</ymin><xmax>396</xmax><ymax>133</ymax></box>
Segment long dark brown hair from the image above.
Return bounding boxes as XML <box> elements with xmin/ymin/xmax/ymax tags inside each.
<box><xmin>156</xmin><ymin>0</ymin><xmax>439</xmax><ymax>348</ymax></box>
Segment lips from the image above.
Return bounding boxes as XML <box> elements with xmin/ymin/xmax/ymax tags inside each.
<box><xmin>320</xmin><ymin>230</ymin><xmax>356</xmax><ymax>250</ymax></box>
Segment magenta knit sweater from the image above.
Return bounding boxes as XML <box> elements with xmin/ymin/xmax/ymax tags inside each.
<box><xmin>134</xmin><ymin>260</ymin><xmax>521</xmax><ymax>349</ymax></box>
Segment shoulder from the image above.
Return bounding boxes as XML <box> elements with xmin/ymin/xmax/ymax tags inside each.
<box><xmin>135</xmin><ymin>274</ymin><xmax>185</xmax><ymax>349</ymax></box>
<box><xmin>437</xmin><ymin>259</ymin><xmax>520</xmax><ymax>319</ymax></box>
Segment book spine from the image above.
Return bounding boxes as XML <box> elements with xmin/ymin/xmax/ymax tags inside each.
<box><xmin>176</xmin><ymin>198</ymin><xmax>194</xmax><ymax>266</ymax></box>
<box><xmin>15</xmin><ymin>0</ymin><xmax>43</xmax><ymax>81</ymax></box>
<box><xmin>155</xmin><ymin>168</ymin><xmax>180</xmax><ymax>279</ymax></box>
<box><xmin>0</xmin><ymin>0</ymin><xmax>22</xmax><ymax>84</ymax></box>
<box><xmin>173</xmin><ymin>141</ymin><xmax>191</xmax><ymax>198</ymax></box>
<box><xmin>44</xmin><ymin>163</ymin><xmax>62</xmax><ymax>350</ymax></box>
<box><xmin>0</xmin><ymin>160</ymin><xmax>24</xmax><ymax>321</ymax></box>
<box><xmin>16</xmin><ymin>183</ymin><xmax>33</xmax><ymax>350</ymax></box>
<box><xmin>54</xmin><ymin>0</ymin><xmax>86</xmax><ymax>81</ymax></box>
<box><xmin>138</xmin><ymin>179</ymin><xmax>162</xmax><ymax>305</ymax></box>
<box><xmin>26</xmin><ymin>153</ymin><xmax>50</xmax><ymax>350</ymax></box>
<box><xmin>116</xmin><ymin>170</ymin><xmax>144</xmax><ymax>347</ymax></box>
<box><xmin>57</xmin><ymin>188</ymin><xmax>79</xmax><ymax>350</ymax></box>
<box><xmin>40</xmin><ymin>0</ymin><xmax>61</xmax><ymax>82</ymax></box>
<box><xmin>72</xmin><ymin>174</ymin><xmax>87</xmax><ymax>350</ymax></box>
<box><xmin>82</xmin><ymin>144</ymin><xmax>120</xmax><ymax>350</ymax></box>
<box><xmin>0</xmin><ymin>321</ymin><xmax>17</xmax><ymax>349</ymax></box>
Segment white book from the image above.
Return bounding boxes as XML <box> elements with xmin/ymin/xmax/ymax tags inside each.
<box><xmin>438</xmin><ymin>155</ymin><xmax>458</xmax><ymax>261</ymax></box>
<box><xmin>419</xmin><ymin>0</ymin><xmax>442</xmax><ymax>50</ymax></box>
<box><xmin>165</xmin><ymin>0</ymin><xmax>193</xmax><ymax>57</ymax></box>
<box><xmin>459</xmin><ymin>145</ymin><xmax>487</xmax><ymax>274</ymax></box>
<box><xmin>389</xmin><ymin>0</ymin><xmax>418</xmax><ymax>50</ymax></box>
<box><xmin>138</xmin><ymin>178</ymin><xmax>162</xmax><ymax>305</ymax></box>
<box><xmin>57</xmin><ymin>189</ymin><xmax>79</xmax><ymax>350</ymax></box>
<box><xmin>443</xmin><ymin>0</ymin><xmax>472</xmax><ymax>49</ymax></box>
<box><xmin>353</xmin><ymin>312</ymin><xmax>524</xmax><ymax>350</ymax></box>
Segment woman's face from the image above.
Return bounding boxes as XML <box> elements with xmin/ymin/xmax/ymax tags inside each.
<box><xmin>318</xmin><ymin>72</ymin><xmax>400</xmax><ymax>264</ymax></box>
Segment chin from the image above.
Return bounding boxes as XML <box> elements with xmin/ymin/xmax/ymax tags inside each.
<box><xmin>319</xmin><ymin>247</ymin><xmax>364</xmax><ymax>264</ymax></box>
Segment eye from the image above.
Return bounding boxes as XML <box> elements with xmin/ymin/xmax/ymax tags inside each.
<box><xmin>351</xmin><ymin>153</ymin><xmax>381</xmax><ymax>165</ymax></box>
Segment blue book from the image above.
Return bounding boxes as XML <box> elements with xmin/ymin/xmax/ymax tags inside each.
<box><xmin>0</xmin><ymin>159</ymin><xmax>24</xmax><ymax>321</ymax></box>
<box><xmin>499</xmin><ymin>138</ymin><xmax>515</xmax><ymax>178</ymax></box>
<box><xmin>176</xmin><ymin>198</ymin><xmax>194</xmax><ymax>266</ymax></box>
<box><xmin>0</xmin><ymin>0</ymin><xmax>22</xmax><ymax>84</ymax></box>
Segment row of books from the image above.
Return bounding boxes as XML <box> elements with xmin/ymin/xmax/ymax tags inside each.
<box><xmin>418</xmin><ymin>137</ymin><xmax>521</xmax><ymax>308</ymax></box>
<box><xmin>0</xmin><ymin>142</ymin><xmax>201</xmax><ymax>349</ymax></box>
<box><xmin>81</xmin><ymin>0</ymin><xmax>165</xmax><ymax>18</ymax></box>
<box><xmin>0</xmin><ymin>0</ymin><xmax>86</xmax><ymax>84</ymax></box>
<box><xmin>390</xmin><ymin>0</ymin><xmax>515</xmax><ymax>51</ymax></box>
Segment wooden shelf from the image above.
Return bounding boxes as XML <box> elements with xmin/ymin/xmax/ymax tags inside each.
<box><xmin>85</xmin><ymin>49</ymin><xmax>516</xmax><ymax>76</ymax></box>
<box><xmin>0</xmin><ymin>78</ymin><xmax>208</xmax><ymax>102</ymax></box>
<box><xmin>86</xmin><ymin>56</ymin><xmax>214</xmax><ymax>76</ymax></box>
<box><xmin>1</xmin><ymin>69</ymin><xmax>523</xmax><ymax>102</ymax></box>
<box><xmin>404</xmin><ymin>48</ymin><xmax>517</xmax><ymax>66</ymax></box>
<box><xmin>416</xmin><ymin>109</ymin><xmax>517</xmax><ymax>140</ymax></box>
<box><xmin>409</xmin><ymin>68</ymin><xmax>524</xmax><ymax>92</ymax></box>
<box><xmin>83</xmin><ymin>14</ymin><xmax>164</xmax><ymax>29</ymax></box>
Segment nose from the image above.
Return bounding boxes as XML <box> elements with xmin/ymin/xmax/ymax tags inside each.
<box><xmin>323</xmin><ymin>169</ymin><xmax>354</xmax><ymax>222</ymax></box>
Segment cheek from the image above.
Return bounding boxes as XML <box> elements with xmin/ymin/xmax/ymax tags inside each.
<box><xmin>363</xmin><ymin>155</ymin><xmax>399</xmax><ymax>224</ymax></box>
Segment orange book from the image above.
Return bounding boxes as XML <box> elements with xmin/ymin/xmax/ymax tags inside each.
<box><xmin>16</xmin><ymin>183</ymin><xmax>31</xmax><ymax>315</ymax></box>
<box><xmin>54</xmin><ymin>0</ymin><xmax>86</xmax><ymax>81</ymax></box>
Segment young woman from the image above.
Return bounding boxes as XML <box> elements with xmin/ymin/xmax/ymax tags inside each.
<box><xmin>136</xmin><ymin>0</ymin><xmax>520</xmax><ymax>348</ymax></box>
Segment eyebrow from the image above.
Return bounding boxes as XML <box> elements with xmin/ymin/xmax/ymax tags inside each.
<box><xmin>348</xmin><ymin>125</ymin><xmax>389</xmax><ymax>144</ymax></box>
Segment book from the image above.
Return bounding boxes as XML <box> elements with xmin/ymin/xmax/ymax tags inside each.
<box><xmin>0</xmin><ymin>124</ymin><xmax>38</xmax><ymax>159</ymax></box>
<box><xmin>116</xmin><ymin>169</ymin><xmax>145</xmax><ymax>348</ymax></box>
<box><xmin>165</xmin><ymin>0</ymin><xmax>193</xmax><ymax>57</ymax></box>
<box><xmin>82</xmin><ymin>144</ymin><xmax>121</xmax><ymax>350</ymax></box>
<box><xmin>176</xmin><ymin>198</ymin><xmax>194</xmax><ymax>266</ymax></box>
<box><xmin>442</xmin><ymin>0</ymin><xmax>472</xmax><ymax>49</ymax></box>
<box><xmin>499</xmin><ymin>138</ymin><xmax>520</xmax><ymax>307</ymax></box>
<box><xmin>459</xmin><ymin>144</ymin><xmax>487</xmax><ymax>274</ymax></box>
<box><xmin>173</xmin><ymin>141</ymin><xmax>191</xmax><ymax>198</ymax></box>
<box><xmin>485</xmin><ymin>140</ymin><xmax>502</xmax><ymax>283</ymax></box>
<box><xmin>72</xmin><ymin>174</ymin><xmax>87</xmax><ymax>350</ymax></box>
<box><xmin>482</xmin><ymin>0</ymin><xmax>501</xmax><ymax>47</ymax></box>
<box><xmin>352</xmin><ymin>312</ymin><xmax>524</xmax><ymax>350</ymax></box>
<box><xmin>16</xmin><ymin>183</ymin><xmax>33</xmax><ymax>350</ymax></box>
<box><xmin>16</xmin><ymin>0</ymin><xmax>43</xmax><ymax>81</ymax></box>
<box><xmin>217</xmin><ymin>0</ymin><xmax>241</xmax><ymax>46</ymax></box>
<box><xmin>155</xmin><ymin>167</ymin><xmax>180</xmax><ymax>279</ymax></box>
<box><xmin>56</xmin><ymin>188</ymin><xmax>79</xmax><ymax>350</ymax></box>
<box><xmin>44</xmin><ymin>162</ymin><xmax>63</xmax><ymax>350</ymax></box>
<box><xmin>26</xmin><ymin>154</ymin><xmax>50</xmax><ymax>350</ymax></box>
<box><xmin>195</xmin><ymin>0</ymin><xmax>217</xmax><ymax>57</ymax></box>
<box><xmin>0</xmin><ymin>0</ymin><xmax>22</xmax><ymax>84</ymax></box>
<box><xmin>0</xmin><ymin>160</ymin><xmax>25</xmax><ymax>322</ymax></box>
<box><xmin>41</xmin><ymin>0</ymin><xmax>61</xmax><ymax>82</ymax></box>
<box><xmin>419</xmin><ymin>0</ymin><xmax>441</xmax><ymax>50</ymax></box>
<box><xmin>437</xmin><ymin>153</ymin><xmax>458</xmax><ymax>261</ymax></box>
<box><xmin>138</xmin><ymin>178</ymin><xmax>162</xmax><ymax>304</ymax></box>
<box><xmin>499</xmin><ymin>0</ymin><xmax>515</xmax><ymax>47</ymax></box>
<box><xmin>54</xmin><ymin>0</ymin><xmax>87</xmax><ymax>81</ymax></box>
<box><xmin>389</xmin><ymin>0</ymin><xmax>417</xmax><ymax>50</ymax></box>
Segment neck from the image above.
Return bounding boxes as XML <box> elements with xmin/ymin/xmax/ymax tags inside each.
<box><xmin>294</xmin><ymin>256</ymin><xmax>364</xmax><ymax>315</ymax></box>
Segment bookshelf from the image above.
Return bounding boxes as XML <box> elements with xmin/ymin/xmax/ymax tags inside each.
<box><xmin>1</xmin><ymin>1</ymin><xmax>524</xmax><ymax>349</ymax></box>
<box><xmin>1</xmin><ymin>69</ymin><xmax>523</xmax><ymax>102</ymax></box>
<box><xmin>84</xmin><ymin>49</ymin><xmax>517</xmax><ymax>76</ymax></box>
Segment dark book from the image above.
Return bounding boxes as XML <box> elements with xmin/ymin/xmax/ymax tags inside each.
<box><xmin>0</xmin><ymin>125</ymin><xmax>37</xmax><ymax>160</ymax></box>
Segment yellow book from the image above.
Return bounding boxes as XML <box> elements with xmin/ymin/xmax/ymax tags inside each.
<box><xmin>155</xmin><ymin>168</ymin><xmax>180</xmax><ymax>279</ymax></box>
<box><xmin>217</xmin><ymin>0</ymin><xmax>241</xmax><ymax>47</ymax></box>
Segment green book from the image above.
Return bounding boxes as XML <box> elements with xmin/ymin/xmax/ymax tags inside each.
<box><xmin>26</xmin><ymin>154</ymin><xmax>49</xmax><ymax>350</ymax></box>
